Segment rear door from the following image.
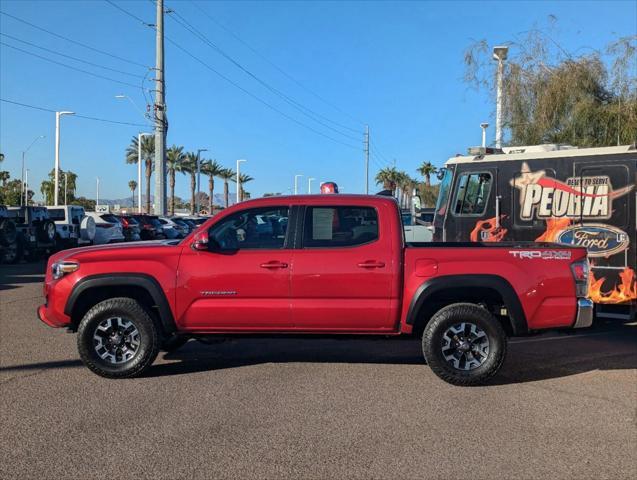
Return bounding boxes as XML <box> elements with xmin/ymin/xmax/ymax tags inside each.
<box><xmin>290</xmin><ymin>204</ymin><xmax>398</xmax><ymax>331</ymax></box>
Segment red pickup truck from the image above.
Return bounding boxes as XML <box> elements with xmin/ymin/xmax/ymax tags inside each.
<box><xmin>39</xmin><ymin>195</ymin><xmax>593</xmax><ymax>385</ymax></box>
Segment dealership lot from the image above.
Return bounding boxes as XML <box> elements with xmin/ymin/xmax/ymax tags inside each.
<box><xmin>1</xmin><ymin>262</ymin><xmax>636</xmax><ymax>479</ymax></box>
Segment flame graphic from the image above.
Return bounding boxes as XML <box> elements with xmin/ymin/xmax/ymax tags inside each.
<box><xmin>535</xmin><ymin>217</ymin><xmax>572</xmax><ymax>242</ymax></box>
<box><xmin>470</xmin><ymin>216</ymin><xmax>508</xmax><ymax>242</ymax></box>
<box><xmin>588</xmin><ymin>267</ymin><xmax>637</xmax><ymax>304</ymax></box>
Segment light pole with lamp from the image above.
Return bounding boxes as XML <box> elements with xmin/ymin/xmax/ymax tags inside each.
<box><xmin>307</xmin><ymin>177</ymin><xmax>315</xmax><ymax>194</ymax></box>
<box><xmin>492</xmin><ymin>46</ymin><xmax>508</xmax><ymax>149</ymax></box>
<box><xmin>96</xmin><ymin>177</ymin><xmax>100</xmax><ymax>207</ymax></box>
<box><xmin>21</xmin><ymin>135</ymin><xmax>45</xmax><ymax>206</ymax></box>
<box><xmin>24</xmin><ymin>169</ymin><xmax>29</xmax><ymax>206</ymax></box>
<box><xmin>114</xmin><ymin>94</ymin><xmax>148</xmax><ymax>119</ymax></box>
<box><xmin>196</xmin><ymin>148</ymin><xmax>208</xmax><ymax>215</ymax></box>
<box><xmin>236</xmin><ymin>159</ymin><xmax>246</xmax><ymax>203</ymax></box>
<box><xmin>294</xmin><ymin>174</ymin><xmax>303</xmax><ymax>195</ymax></box>
<box><xmin>54</xmin><ymin>111</ymin><xmax>75</xmax><ymax>205</ymax></box>
<box><xmin>137</xmin><ymin>132</ymin><xmax>153</xmax><ymax>213</ymax></box>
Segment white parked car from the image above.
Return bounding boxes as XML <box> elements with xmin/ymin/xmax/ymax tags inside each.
<box><xmin>85</xmin><ymin>212</ymin><xmax>125</xmax><ymax>245</ymax></box>
<box><xmin>157</xmin><ymin>217</ymin><xmax>183</xmax><ymax>239</ymax></box>
<box><xmin>46</xmin><ymin>205</ymin><xmax>96</xmax><ymax>250</ymax></box>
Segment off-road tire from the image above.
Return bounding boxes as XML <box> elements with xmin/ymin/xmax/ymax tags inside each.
<box><xmin>38</xmin><ymin>220</ymin><xmax>56</xmax><ymax>243</ymax></box>
<box><xmin>0</xmin><ymin>218</ymin><xmax>17</xmax><ymax>246</ymax></box>
<box><xmin>422</xmin><ymin>303</ymin><xmax>507</xmax><ymax>386</ymax></box>
<box><xmin>161</xmin><ymin>336</ymin><xmax>189</xmax><ymax>353</ymax></box>
<box><xmin>77</xmin><ymin>297</ymin><xmax>160</xmax><ymax>379</ymax></box>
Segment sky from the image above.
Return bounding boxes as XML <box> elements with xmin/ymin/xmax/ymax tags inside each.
<box><xmin>0</xmin><ymin>0</ymin><xmax>635</xmax><ymax>202</ymax></box>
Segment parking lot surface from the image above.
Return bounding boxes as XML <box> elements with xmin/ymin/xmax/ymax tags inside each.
<box><xmin>1</xmin><ymin>261</ymin><xmax>636</xmax><ymax>479</ymax></box>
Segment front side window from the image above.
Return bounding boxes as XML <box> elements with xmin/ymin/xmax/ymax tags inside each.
<box><xmin>303</xmin><ymin>206</ymin><xmax>378</xmax><ymax>248</ymax></box>
<box><xmin>453</xmin><ymin>172</ymin><xmax>492</xmax><ymax>216</ymax></box>
<box><xmin>209</xmin><ymin>207</ymin><xmax>289</xmax><ymax>250</ymax></box>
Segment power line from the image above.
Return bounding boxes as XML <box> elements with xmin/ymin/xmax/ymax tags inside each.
<box><xmin>164</xmin><ymin>36</ymin><xmax>359</xmax><ymax>150</ymax></box>
<box><xmin>166</xmin><ymin>8</ymin><xmax>362</xmax><ymax>142</ymax></box>
<box><xmin>1</xmin><ymin>98</ymin><xmax>151</xmax><ymax>127</ymax></box>
<box><xmin>104</xmin><ymin>0</ymin><xmax>154</xmax><ymax>27</ymax></box>
<box><xmin>0</xmin><ymin>10</ymin><xmax>150</xmax><ymax>68</ymax></box>
<box><xmin>0</xmin><ymin>33</ymin><xmax>145</xmax><ymax>79</ymax></box>
<box><xmin>0</xmin><ymin>41</ymin><xmax>141</xmax><ymax>88</ymax></box>
<box><xmin>188</xmin><ymin>0</ymin><xmax>366</xmax><ymax>129</ymax></box>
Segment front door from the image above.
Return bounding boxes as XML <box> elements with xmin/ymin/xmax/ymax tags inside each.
<box><xmin>290</xmin><ymin>205</ymin><xmax>397</xmax><ymax>331</ymax></box>
<box><xmin>177</xmin><ymin>206</ymin><xmax>293</xmax><ymax>331</ymax></box>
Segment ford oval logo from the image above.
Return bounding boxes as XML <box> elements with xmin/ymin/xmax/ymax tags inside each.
<box><xmin>557</xmin><ymin>224</ymin><xmax>629</xmax><ymax>258</ymax></box>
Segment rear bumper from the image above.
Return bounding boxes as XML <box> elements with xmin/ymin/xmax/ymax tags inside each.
<box><xmin>573</xmin><ymin>298</ymin><xmax>594</xmax><ymax>328</ymax></box>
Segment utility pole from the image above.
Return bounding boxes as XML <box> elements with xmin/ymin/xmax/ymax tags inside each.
<box><xmin>364</xmin><ymin>125</ymin><xmax>369</xmax><ymax>194</ymax></box>
<box><xmin>493</xmin><ymin>46</ymin><xmax>508</xmax><ymax>149</ymax></box>
<box><xmin>154</xmin><ymin>0</ymin><xmax>167</xmax><ymax>215</ymax></box>
<box><xmin>138</xmin><ymin>132</ymin><xmax>153</xmax><ymax>213</ymax></box>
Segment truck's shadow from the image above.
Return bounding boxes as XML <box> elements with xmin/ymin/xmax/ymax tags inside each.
<box><xmin>151</xmin><ymin>324</ymin><xmax>637</xmax><ymax>385</ymax></box>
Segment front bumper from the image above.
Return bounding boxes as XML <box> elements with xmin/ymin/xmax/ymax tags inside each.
<box><xmin>37</xmin><ymin>304</ymin><xmax>67</xmax><ymax>328</ymax></box>
<box><xmin>573</xmin><ymin>298</ymin><xmax>594</xmax><ymax>328</ymax></box>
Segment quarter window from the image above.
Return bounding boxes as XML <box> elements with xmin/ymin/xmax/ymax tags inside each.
<box><xmin>453</xmin><ymin>172</ymin><xmax>492</xmax><ymax>215</ymax></box>
<box><xmin>303</xmin><ymin>206</ymin><xmax>378</xmax><ymax>247</ymax></box>
<box><xmin>209</xmin><ymin>207</ymin><xmax>289</xmax><ymax>250</ymax></box>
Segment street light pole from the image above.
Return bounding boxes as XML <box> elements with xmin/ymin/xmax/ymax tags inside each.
<box><xmin>294</xmin><ymin>174</ymin><xmax>303</xmax><ymax>195</ymax></box>
<box><xmin>138</xmin><ymin>132</ymin><xmax>153</xmax><ymax>213</ymax></box>
<box><xmin>115</xmin><ymin>95</ymin><xmax>147</xmax><ymax>120</ymax></box>
<box><xmin>64</xmin><ymin>172</ymin><xmax>68</xmax><ymax>205</ymax></box>
<box><xmin>493</xmin><ymin>46</ymin><xmax>508</xmax><ymax>149</ymax></box>
<box><xmin>21</xmin><ymin>135</ymin><xmax>45</xmax><ymax>206</ymax></box>
<box><xmin>24</xmin><ymin>169</ymin><xmax>29</xmax><ymax>206</ymax></box>
<box><xmin>96</xmin><ymin>177</ymin><xmax>100</xmax><ymax>207</ymax></box>
<box><xmin>54</xmin><ymin>111</ymin><xmax>75</xmax><ymax>206</ymax></box>
<box><xmin>236</xmin><ymin>159</ymin><xmax>246</xmax><ymax>203</ymax></box>
<box><xmin>307</xmin><ymin>177</ymin><xmax>315</xmax><ymax>194</ymax></box>
<box><xmin>196</xmin><ymin>148</ymin><xmax>208</xmax><ymax>215</ymax></box>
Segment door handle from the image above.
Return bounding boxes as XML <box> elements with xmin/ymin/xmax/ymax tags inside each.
<box><xmin>357</xmin><ymin>261</ymin><xmax>385</xmax><ymax>268</ymax></box>
<box><xmin>260</xmin><ymin>261</ymin><xmax>288</xmax><ymax>269</ymax></box>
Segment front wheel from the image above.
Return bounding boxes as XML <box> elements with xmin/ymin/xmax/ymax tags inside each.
<box><xmin>422</xmin><ymin>303</ymin><xmax>507</xmax><ymax>386</ymax></box>
<box><xmin>77</xmin><ymin>297</ymin><xmax>160</xmax><ymax>378</ymax></box>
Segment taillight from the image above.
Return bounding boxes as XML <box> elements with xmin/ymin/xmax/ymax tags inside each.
<box><xmin>121</xmin><ymin>218</ymin><xmax>129</xmax><ymax>227</ymax></box>
<box><xmin>570</xmin><ymin>259</ymin><xmax>590</xmax><ymax>298</ymax></box>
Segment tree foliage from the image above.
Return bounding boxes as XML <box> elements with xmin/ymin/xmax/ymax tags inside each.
<box><xmin>464</xmin><ymin>21</ymin><xmax>636</xmax><ymax>147</ymax></box>
<box><xmin>40</xmin><ymin>169</ymin><xmax>78</xmax><ymax>205</ymax></box>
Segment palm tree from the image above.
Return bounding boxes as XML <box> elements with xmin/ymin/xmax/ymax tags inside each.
<box><xmin>0</xmin><ymin>170</ymin><xmax>9</xmax><ymax>187</ymax></box>
<box><xmin>218</xmin><ymin>168</ymin><xmax>235</xmax><ymax>208</ymax></box>
<box><xmin>180</xmin><ymin>152</ymin><xmax>200</xmax><ymax>215</ymax></box>
<box><xmin>375</xmin><ymin>167</ymin><xmax>400</xmax><ymax>194</ymax></box>
<box><xmin>0</xmin><ymin>153</ymin><xmax>4</xmax><ymax>164</ymax></box>
<box><xmin>166</xmin><ymin>145</ymin><xmax>186</xmax><ymax>215</ymax></box>
<box><xmin>235</xmin><ymin>173</ymin><xmax>254</xmax><ymax>202</ymax></box>
<box><xmin>125</xmin><ymin>136</ymin><xmax>155</xmax><ymax>213</ymax></box>
<box><xmin>417</xmin><ymin>161</ymin><xmax>437</xmax><ymax>187</ymax></box>
<box><xmin>128</xmin><ymin>180</ymin><xmax>138</xmax><ymax>209</ymax></box>
<box><xmin>200</xmin><ymin>159</ymin><xmax>223</xmax><ymax>214</ymax></box>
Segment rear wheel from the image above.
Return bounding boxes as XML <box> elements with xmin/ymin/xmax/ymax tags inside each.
<box><xmin>422</xmin><ymin>303</ymin><xmax>507</xmax><ymax>386</ymax></box>
<box><xmin>77</xmin><ymin>297</ymin><xmax>160</xmax><ymax>378</ymax></box>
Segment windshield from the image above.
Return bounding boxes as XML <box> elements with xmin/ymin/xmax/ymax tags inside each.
<box><xmin>435</xmin><ymin>167</ymin><xmax>453</xmax><ymax>218</ymax></box>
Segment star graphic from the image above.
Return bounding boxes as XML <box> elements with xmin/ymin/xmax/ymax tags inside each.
<box><xmin>510</xmin><ymin>162</ymin><xmax>546</xmax><ymax>190</ymax></box>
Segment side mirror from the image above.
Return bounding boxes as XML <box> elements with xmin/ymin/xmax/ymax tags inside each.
<box><xmin>191</xmin><ymin>231</ymin><xmax>209</xmax><ymax>251</ymax></box>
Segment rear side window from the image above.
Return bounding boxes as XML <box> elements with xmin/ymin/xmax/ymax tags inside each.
<box><xmin>209</xmin><ymin>207</ymin><xmax>289</xmax><ymax>250</ymax></box>
<box><xmin>453</xmin><ymin>172</ymin><xmax>492</xmax><ymax>216</ymax></box>
<box><xmin>303</xmin><ymin>206</ymin><xmax>378</xmax><ymax>248</ymax></box>
<box><xmin>47</xmin><ymin>209</ymin><xmax>66</xmax><ymax>221</ymax></box>
<box><xmin>100</xmin><ymin>214</ymin><xmax>120</xmax><ymax>224</ymax></box>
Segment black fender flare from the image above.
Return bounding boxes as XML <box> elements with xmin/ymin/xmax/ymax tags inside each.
<box><xmin>64</xmin><ymin>273</ymin><xmax>176</xmax><ymax>334</ymax></box>
<box><xmin>406</xmin><ymin>274</ymin><xmax>528</xmax><ymax>335</ymax></box>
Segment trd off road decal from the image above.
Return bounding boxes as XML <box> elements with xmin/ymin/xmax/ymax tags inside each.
<box><xmin>511</xmin><ymin>162</ymin><xmax>633</xmax><ymax>220</ymax></box>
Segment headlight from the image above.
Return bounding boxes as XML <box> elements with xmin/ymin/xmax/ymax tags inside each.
<box><xmin>52</xmin><ymin>261</ymin><xmax>79</xmax><ymax>280</ymax></box>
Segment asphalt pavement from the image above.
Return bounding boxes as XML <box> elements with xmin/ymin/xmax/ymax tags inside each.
<box><xmin>1</xmin><ymin>261</ymin><xmax>636</xmax><ymax>479</ymax></box>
